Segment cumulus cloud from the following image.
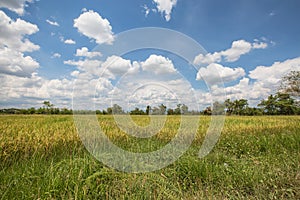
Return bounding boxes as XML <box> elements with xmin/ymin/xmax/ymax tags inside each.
<box><xmin>75</xmin><ymin>47</ymin><xmax>102</xmax><ymax>58</ymax></box>
<box><xmin>0</xmin><ymin>10</ymin><xmax>39</xmax><ymax>52</ymax></box>
<box><xmin>0</xmin><ymin>47</ymin><xmax>39</xmax><ymax>77</ymax></box>
<box><xmin>206</xmin><ymin>57</ymin><xmax>300</xmax><ymax>106</ymax></box>
<box><xmin>101</xmin><ymin>55</ymin><xmax>139</xmax><ymax>79</ymax></box>
<box><xmin>193</xmin><ymin>39</ymin><xmax>268</xmax><ymax>65</ymax></box>
<box><xmin>46</xmin><ymin>19</ymin><xmax>59</xmax><ymax>26</ymax></box>
<box><xmin>141</xmin><ymin>54</ymin><xmax>177</xmax><ymax>75</ymax></box>
<box><xmin>222</xmin><ymin>40</ymin><xmax>252</xmax><ymax>62</ymax></box>
<box><xmin>74</xmin><ymin>10</ymin><xmax>114</xmax><ymax>44</ymax></box>
<box><xmin>0</xmin><ymin>0</ymin><xmax>33</xmax><ymax>15</ymax></box>
<box><xmin>153</xmin><ymin>0</ymin><xmax>177</xmax><ymax>21</ymax></box>
<box><xmin>64</xmin><ymin>59</ymin><xmax>103</xmax><ymax>77</ymax></box>
<box><xmin>0</xmin><ymin>11</ymin><xmax>40</xmax><ymax>78</ymax></box>
<box><xmin>196</xmin><ymin>63</ymin><xmax>245</xmax><ymax>85</ymax></box>
<box><xmin>64</xmin><ymin>39</ymin><xmax>76</xmax><ymax>44</ymax></box>
<box><xmin>249</xmin><ymin>56</ymin><xmax>300</xmax><ymax>88</ymax></box>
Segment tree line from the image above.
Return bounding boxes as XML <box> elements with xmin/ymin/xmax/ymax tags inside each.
<box><xmin>1</xmin><ymin>71</ymin><xmax>299</xmax><ymax>115</ymax></box>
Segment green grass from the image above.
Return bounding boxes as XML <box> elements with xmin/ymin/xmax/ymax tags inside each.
<box><xmin>0</xmin><ymin>115</ymin><xmax>299</xmax><ymax>199</ymax></box>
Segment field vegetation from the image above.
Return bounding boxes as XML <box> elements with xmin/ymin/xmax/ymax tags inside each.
<box><xmin>0</xmin><ymin>115</ymin><xmax>299</xmax><ymax>199</ymax></box>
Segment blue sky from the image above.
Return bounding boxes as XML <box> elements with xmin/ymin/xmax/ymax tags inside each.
<box><xmin>0</xmin><ymin>0</ymin><xmax>299</xmax><ymax>110</ymax></box>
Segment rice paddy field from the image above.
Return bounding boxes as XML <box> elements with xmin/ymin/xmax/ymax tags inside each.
<box><xmin>0</xmin><ymin>115</ymin><xmax>299</xmax><ymax>199</ymax></box>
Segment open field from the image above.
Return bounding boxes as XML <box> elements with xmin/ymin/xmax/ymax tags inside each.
<box><xmin>0</xmin><ymin>115</ymin><xmax>299</xmax><ymax>199</ymax></box>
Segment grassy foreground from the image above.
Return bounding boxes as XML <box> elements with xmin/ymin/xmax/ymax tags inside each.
<box><xmin>0</xmin><ymin>115</ymin><xmax>299</xmax><ymax>199</ymax></box>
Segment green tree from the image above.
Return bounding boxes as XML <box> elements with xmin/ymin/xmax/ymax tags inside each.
<box><xmin>130</xmin><ymin>107</ymin><xmax>145</xmax><ymax>115</ymax></box>
<box><xmin>43</xmin><ymin>101</ymin><xmax>54</xmax><ymax>114</ymax></box>
<box><xmin>174</xmin><ymin>104</ymin><xmax>181</xmax><ymax>115</ymax></box>
<box><xmin>258</xmin><ymin>93</ymin><xmax>298</xmax><ymax>115</ymax></box>
<box><xmin>233</xmin><ymin>99</ymin><xmax>248</xmax><ymax>115</ymax></box>
<box><xmin>167</xmin><ymin>108</ymin><xmax>174</xmax><ymax>115</ymax></box>
<box><xmin>203</xmin><ymin>106</ymin><xmax>212</xmax><ymax>115</ymax></box>
<box><xmin>146</xmin><ymin>105</ymin><xmax>151</xmax><ymax>115</ymax></box>
<box><xmin>224</xmin><ymin>99</ymin><xmax>234</xmax><ymax>115</ymax></box>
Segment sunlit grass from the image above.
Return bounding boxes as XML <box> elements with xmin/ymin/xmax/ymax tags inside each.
<box><xmin>0</xmin><ymin>115</ymin><xmax>299</xmax><ymax>199</ymax></box>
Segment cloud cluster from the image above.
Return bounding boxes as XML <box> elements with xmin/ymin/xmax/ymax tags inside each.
<box><xmin>0</xmin><ymin>11</ymin><xmax>40</xmax><ymax>78</ymax></box>
<box><xmin>153</xmin><ymin>0</ymin><xmax>177</xmax><ymax>21</ymax></box>
<box><xmin>74</xmin><ymin>10</ymin><xmax>114</xmax><ymax>44</ymax></box>
<box><xmin>249</xmin><ymin>57</ymin><xmax>300</xmax><ymax>88</ymax></box>
<box><xmin>196</xmin><ymin>63</ymin><xmax>245</xmax><ymax>85</ymax></box>
<box><xmin>0</xmin><ymin>11</ymin><xmax>39</xmax><ymax>52</ymax></box>
<box><xmin>0</xmin><ymin>0</ymin><xmax>33</xmax><ymax>15</ymax></box>
<box><xmin>0</xmin><ymin>47</ymin><xmax>39</xmax><ymax>77</ymax></box>
<box><xmin>141</xmin><ymin>55</ymin><xmax>177</xmax><ymax>75</ymax></box>
<box><xmin>75</xmin><ymin>47</ymin><xmax>102</xmax><ymax>58</ymax></box>
<box><xmin>193</xmin><ymin>39</ymin><xmax>268</xmax><ymax>65</ymax></box>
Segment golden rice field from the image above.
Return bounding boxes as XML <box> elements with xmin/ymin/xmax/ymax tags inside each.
<box><xmin>0</xmin><ymin>115</ymin><xmax>299</xmax><ymax>199</ymax></box>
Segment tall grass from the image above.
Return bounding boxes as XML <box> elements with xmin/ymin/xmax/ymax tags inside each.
<box><xmin>0</xmin><ymin>115</ymin><xmax>299</xmax><ymax>199</ymax></box>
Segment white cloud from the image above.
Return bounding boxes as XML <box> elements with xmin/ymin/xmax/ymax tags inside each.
<box><xmin>64</xmin><ymin>59</ymin><xmax>103</xmax><ymax>77</ymax></box>
<box><xmin>143</xmin><ymin>5</ymin><xmax>150</xmax><ymax>17</ymax></box>
<box><xmin>221</xmin><ymin>40</ymin><xmax>252</xmax><ymax>62</ymax></box>
<box><xmin>0</xmin><ymin>10</ymin><xmax>39</xmax><ymax>52</ymax></box>
<box><xmin>0</xmin><ymin>11</ymin><xmax>40</xmax><ymax>78</ymax></box>
<box><xmin>193</xmin><ymin>39</ymin><xmax>268</xmax><ymax>65</ymax></box>
<box><xmin>51</xmin><ymin>53</ymin><xmax>61</xmax><ymax>58</ymax></box>
<box><xmin>141</xmin><ymin>54</ymin><xmax>177</xmax><ymax>75</ymax></box>
<box><xmin>101</xmin><ymin>55</ymin><xmax>139</xmax><ymax>79</ymax></box>
<box><xmin>74</xmin><ymin>10</ymin><xmax>114</xmax><ymax>44</ymax></box>
<box><xmin>0</xmin><ymin>0</ymin><xmax>33</xmax><ymax>15</ymax></box>
<box><xmin>75</xmin><ymin>47</ymin><xmax>102</xmax><ymax>58</ymax></box>
<box><xmin>46</xmin><ymin>19</ymin><xmax>59</xmax><ymax>26</ymax></box>
<box><xmin>0</xmin><ymin>46</ymin><xmax>39</xmax><ymax>77</ymax></box>
<box><xmin>193</xmin><ymin>52</ymin><xmax>222</xmax><ymax>66</ymax></box>
<box><xmin>205</xmin><ymin>56</ymin><xmax>300</xmax><ymax>106</ymax></box>
<box><xmin>196</xmin><ymin>63</ymin><xmax>245</xmax><ymax>85</ymax></box>
<box><xmin>249</xmin><ymin>56</ymin><xmax>300</xmax><ymax>88</ymax></box>
<box><xmin>153</xmin><ymin>0</ymin><xmax>177</xmax><ymax>21</ymax></box>
<box><xmin>64</xmin><ymin>39</ymin><xmax>76</xmax><ymax>44</ymax></box>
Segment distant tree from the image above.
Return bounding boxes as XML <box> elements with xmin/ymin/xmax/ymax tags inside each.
<box><xmin>151</xmin><ymin>104</ymin><xmax>166</xmax><ymax>115</ymax></box>
<box><xmin>174</xmin><ymin>104</ymin><xmax>181</xmax><ymax>115</ymax></box>
<box><xmin>258</xmin><ymin>94</ymin><xmax>277</xmax><ymax>115</ymax></box>
<box><xmin>258</xmin><ymin>93</ymin><xmax>298</xmax><ymax>115</ymax></box>
<box><xmin>224</xmin><ymin>99</ymin><xmax>234</xmax><ymax>115</ymax></box>
<box><xmin>159</xmin><ymin>104</ymin><xmax>167</xmax><ymax>115</ymax></box>
<box><xmin>43</xmin><ymin>101</ymin><xmax>54</xmax><ymax>114</ymax></box>
<box><xmin>233</xmin><ymin>99</ymin><xmax>248</xmax><ymax>115</ymax></box>
<box><xmin>106</xmin><ymin>107</ymin><xmax>112</xmax><ymax>115</ymax></box>
<box><xmin>112</xmin><ymin>104</ymin><xmax>124</xmax><ymax>114</ymax></box>
<box><xmin>181</xmin><ymin>104</ymin><xmax>189</xmax><ymax>115</ymax></box>
<box><xmin>28</xmin><ymin>107</ymin><xmax>36</xmax><ymax>114</ymax></box>
<box><xmin>203</xmin><ymin>106</ymin><xmax>212</xmax><ymax>115</ymax></box>
<box><xmin>60</xmin><ymin>108</ymin><xmax>73</xmax><ymax>115</ymax></box>
<box><xmin>130</xmin><ymin>107</ymin><xmax>145</xmax><ymax>115</ymax></box>
<box><xmin>167</xmin><ymin>108</ymin><xmax>174</xmax><ymax>115</ymax></box>
<box><xmin>146</xmin><ymin>105</ymin><xmax>151</xmax><ymax>115</ymax></box>
<box><xmin>280</xmin><ymin>71</ymin><xmax>300</xmax><ymax>98</ymax></box>
<box><xmin>212</xmin><ymin>101</ymin><xmax>225</xmax><ymax>115</ymax></box>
